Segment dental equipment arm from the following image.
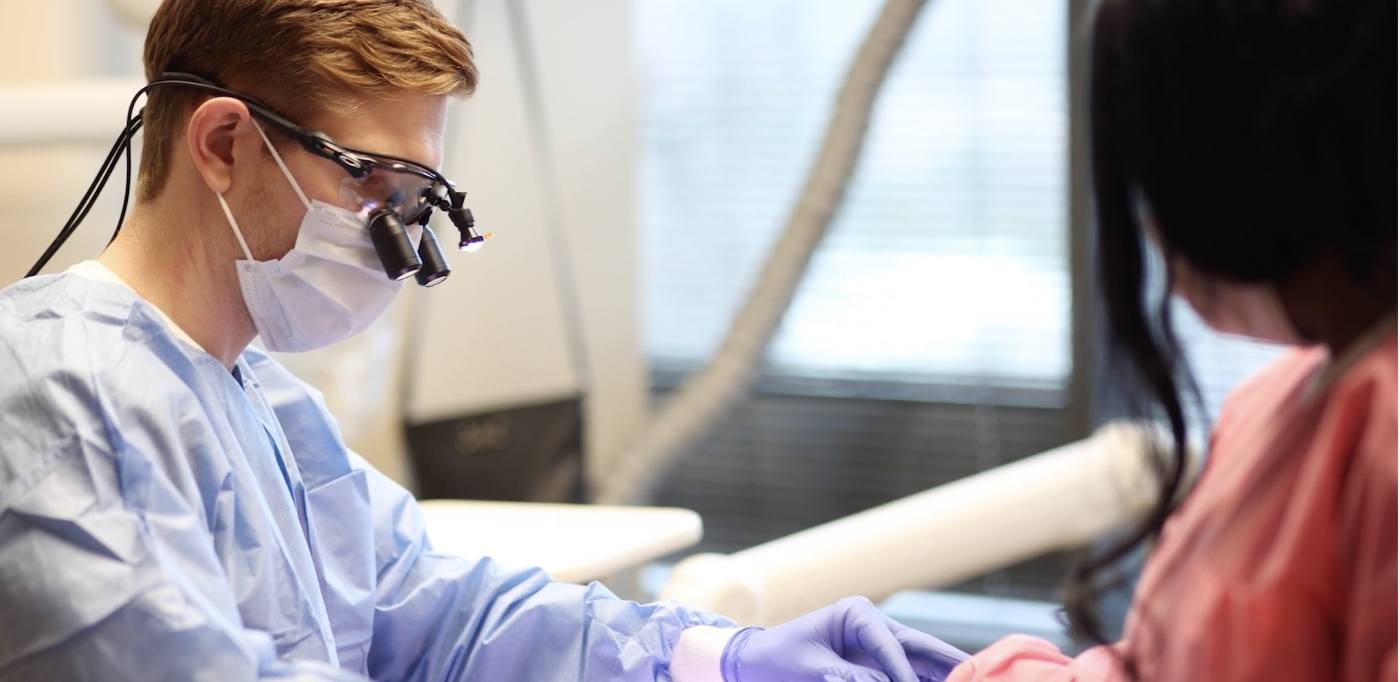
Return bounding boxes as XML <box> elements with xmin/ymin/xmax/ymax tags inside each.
<box><xmin>660</xmin><ymin>422</ymin><xmax>1198</xmax><ymax>626</ymax></box>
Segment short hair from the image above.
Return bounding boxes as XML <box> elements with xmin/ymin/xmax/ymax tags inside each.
<box><xmin>138</xmin><ymin>0</ymin><xmax>477</xmax><ymax>201</ymax></box>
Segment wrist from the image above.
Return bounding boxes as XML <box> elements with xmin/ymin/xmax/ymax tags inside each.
<box><xmin>671</xmin><ymin>626</ymin><xmax>743</xmax><ymax>682</ymax></box>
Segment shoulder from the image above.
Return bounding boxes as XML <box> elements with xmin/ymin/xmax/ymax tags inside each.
<box><xmin>1218</xmin><ymin>345</ymin><xmax>1327</xmax><ymax>422</ymax></box>
<box><xmin>1295</xmin><ymin>332</ymin><xmax>1395</xmax><ymax>558</ymax></box>
<box><xmin>0</xmin><ymin>272</ymin><xmax>198</xmax><ymax>369</ymax></box>
<box><xmin>0</xmin><ymin>274</ymin><xmax>215</xmax><ymax>497</ymax></box>
<box><xmin>1329</xmin><ymin>332</ymin><xmax>1396</xmax><ymax>484</ymax></box>
<box><xmin>1325</xmin><ymin>333</ymin><xmax>1396</xmax><ymax>653</ymax></box>
<box><xmin>1218</xmin><ymin>334</ymin><xmax>1395</xmax><ymax>481</ymax></box>
<box><xmin>0</xmin><ymin>273</ymin><xmax>184</xmax><ymax>403</ymax></box>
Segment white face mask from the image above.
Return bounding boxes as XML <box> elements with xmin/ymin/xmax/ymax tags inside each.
<box><xmin>216</xmin><ymin>123</ymin><xmax>419</xmax><ymax>353</ymax></box>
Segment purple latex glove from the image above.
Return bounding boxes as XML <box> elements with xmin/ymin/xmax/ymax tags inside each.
<box><xmin>721</xmin><ymin>596</ymin><xmax>969</xmax><ymax>682</ymax></box>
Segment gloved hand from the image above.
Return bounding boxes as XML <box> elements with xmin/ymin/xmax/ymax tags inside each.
<box><xmin>720</xmin><ymin>596</ymin><xmax>968</xmax><ymax>682</ymax></box>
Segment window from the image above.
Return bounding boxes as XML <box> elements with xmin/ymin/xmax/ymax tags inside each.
<box><xmin>638</xmin><ymin>0</ymin><xmax>1069</xmax><ymax>390</ymax></box>
<box><xmin>638</xmin><ymin>0</ymin><xmax>1079</xmax><ymax>609</ymax></box>
<box><xmin>636</xmin><ymin>0</ymin><xmax>1288</xmax><ymax>617</ymax></box>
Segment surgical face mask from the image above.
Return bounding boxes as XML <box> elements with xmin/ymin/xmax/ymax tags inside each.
<box><xmin>1171</xmin><ymin>258</ymin><xmax>1304</xmax><ymax>345</ymax></box>
<box><xmin>215</xmin><ymin>123</ymin><xmax>420</xmax><ymax>353</ymax></box>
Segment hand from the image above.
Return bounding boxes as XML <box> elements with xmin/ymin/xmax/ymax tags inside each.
<box><xmin>721</xmin><ymin>596</ymin><xmax>968</xmax><ymax>682</ymax></box>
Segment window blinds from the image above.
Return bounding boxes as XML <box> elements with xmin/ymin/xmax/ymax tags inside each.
<box><xmin>637</xmin><ymin>0</ymin><xmax>1070</xmax><ymax>388</ymax></box>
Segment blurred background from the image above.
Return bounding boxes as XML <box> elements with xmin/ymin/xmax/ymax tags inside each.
<box><xmin>0</xmin><ymin>0</ymin><xmax>1289</xmax><ymax>653</ymax></box>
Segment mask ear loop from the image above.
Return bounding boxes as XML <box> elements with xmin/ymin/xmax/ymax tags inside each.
<box><xmin>251</xmin><ymin>120</ymin><xmax>311</xmax><ymax>211</ymax></box>
<box><xmin>216</xmin><ymin>193</ymin><xmax>256</xmax><ymax>262</ymax></box>
<box><xmin>216</xmin><ymin>119</ymin><xmax>306</xmax><ymax>264</ymax></box>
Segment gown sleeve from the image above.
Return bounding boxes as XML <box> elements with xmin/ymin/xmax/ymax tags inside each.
<box><xmin>356</xmin><ymin>458</ymin><xmax>737</xmax><ymax>681</ymax></box>
<box><xmin>249</xmin><ymin>347</ymin><xmax>738</xmax><ymax>681</ymax></box>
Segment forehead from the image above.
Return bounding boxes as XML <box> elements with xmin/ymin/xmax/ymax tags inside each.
<box><xmin>307</xmin><ymin>94</ymin><xmax>449</xmax><ymax>170</ymax></box>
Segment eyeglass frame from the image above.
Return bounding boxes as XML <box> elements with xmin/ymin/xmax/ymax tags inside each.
<box><xmin>149</xmin><ymin>72</ymin><xmax>455</xmax><ymax>226</ymax></box>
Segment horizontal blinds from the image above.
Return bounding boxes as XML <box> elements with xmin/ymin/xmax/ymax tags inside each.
<box><xmin>637</xmin><ymin>0</ymin><xmax>1070</xmax><ymax>386</ymax></box>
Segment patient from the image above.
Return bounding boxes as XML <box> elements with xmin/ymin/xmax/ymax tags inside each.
<box><xmin>946</xmin><ymin>0</ymin><xmax>1396</xmax><ymax>679</ymax></box>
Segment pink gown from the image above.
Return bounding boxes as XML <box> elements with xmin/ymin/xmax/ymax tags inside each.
<box><xmin>950</xmin><ymin>327</ymin><xmax>1397</xmax><ymax>681</ymax></box>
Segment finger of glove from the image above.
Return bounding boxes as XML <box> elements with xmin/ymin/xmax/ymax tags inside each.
<box><xmin>883</xmin><ymin>614</ymin><xmax>970</xmax><ymax>667</ymax></box>
<box><xmin>907</xmin><ymin>655</ymin><xmax>962</xmax><ymax>682</ymax></box>
<box><xmin>846</xmin><ymin>603</ymin><xmax>920</xmax><ymax>682</ymax></box>
<box><xmin>846</xmin><ymin>648</ymin><xmax>959</xmax><ymax>682</ymax></box>
<box><xmin>816</xmin><ymin>659</ymin><xmax>893</xmax><ymax>682</ymax></box>
<box><xmin>821</xmin><ymin>674</ymin><xmax>889</xmax><ymax>682</ymax></box>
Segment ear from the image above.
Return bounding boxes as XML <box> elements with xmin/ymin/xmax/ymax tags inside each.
<box><xmin>185</xmin><ymin>97</ymin><xmax>257</xmax><ymax>195</ymax></box>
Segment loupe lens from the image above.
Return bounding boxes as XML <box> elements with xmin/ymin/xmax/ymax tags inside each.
<box><xmin>341</xmin><ymin>170</ymin><xmax>436</xmax><ymax>225</ymax></box>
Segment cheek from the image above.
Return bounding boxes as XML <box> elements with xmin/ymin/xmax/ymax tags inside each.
<box><xmin>304</xmin><ymin>170</ymin><xmax>347</xmax><ymax>210</ymax></box>
<box><xmin>271</xmin><ymin>200</ymin><xmax>306</xmax><ymax>255</ymax></box>
<box><xmin>279</xmin><ymin>153</ymin><xmax>341</xmax><ymax>208</ymax></box>
<box><xmin>243</xmin><ymin>181</ymin><xmax>305</xmax><ymax>259</ymax></box>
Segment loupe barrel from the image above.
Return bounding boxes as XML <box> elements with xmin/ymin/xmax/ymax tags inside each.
<box><xmin>415</xmin><ymin>225</ymin><xmax>451</xmax><ymax>287</ymax></box>
<box><xmin>368</xmin><ymin>209</ymin><xmax>422</xmax><ymax>280</ymax></box>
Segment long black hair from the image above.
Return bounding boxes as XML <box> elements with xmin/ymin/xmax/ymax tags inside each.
<box><xmin>1071</xmin><ymin>0</ymin><xmax>1396</xmax><ymax>671</ymax></box>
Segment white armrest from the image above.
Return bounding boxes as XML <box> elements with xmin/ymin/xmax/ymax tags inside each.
<box><xmin>418</xmin><ymin>499</ymin><xmax>704</xmax><ymax>584</ymax></box>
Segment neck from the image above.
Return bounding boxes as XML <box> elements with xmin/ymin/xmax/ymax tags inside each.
<box><xmin>98</xmin><ymin>198</ymin><xmax>256</xmax><ymax>369</ymax></box>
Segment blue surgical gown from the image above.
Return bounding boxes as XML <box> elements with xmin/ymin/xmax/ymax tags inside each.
<box><xmin>0</xmin><ymin>272</ymin><xmax>732</xmax><ymax>681</ymax></box>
